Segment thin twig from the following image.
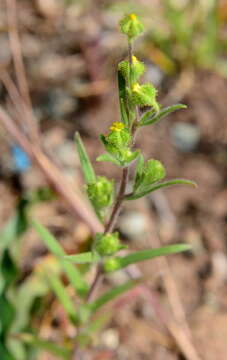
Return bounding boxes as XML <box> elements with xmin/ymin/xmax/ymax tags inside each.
<box><xmin>6</xmin><ymin>0</ymin><xmax>40</xmax><ymax>144</ymax></box>
<box><xmin>0</xmin><ymin>71</ymin><xmax>34</xmax><ymax>135</ymax></box>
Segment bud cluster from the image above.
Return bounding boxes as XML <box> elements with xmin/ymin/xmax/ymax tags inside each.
<box><xmin>134</xmin><ymin>159</ymin><xmax>166</xmax><ymax>191</ymax></box>
<box><xmin>101</xmin><ymin>122</ymin><xmax>140</xmax><ymax>166</ymax></box>
<box><xmin>95</xmin><ymin>232</ymin><xmax>124</xmax><ymax>256</ymax></box>
<box><xmin>119</xmin><ymin>13</ymin><xmax>144</xmax><ymax>40</ymax></box>
<box><xmin>87</xmin><ymin>176</ymin><xmax>114</xmax><ymax>212</ymax></box>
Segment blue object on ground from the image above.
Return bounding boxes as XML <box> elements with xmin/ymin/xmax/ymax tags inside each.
<box><xmin>11</xmin><ymin>145</ymin><xmax>31</xmax><ymax>173</ymax></box>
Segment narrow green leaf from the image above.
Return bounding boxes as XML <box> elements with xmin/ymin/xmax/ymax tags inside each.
<box><xmin>47</xmin><ymin>273</ymin><xmax>77</xmax><ymax>322</ymax></box>
<box><xmin>18</xmin><ymin>333</ymin><xmax>71</xmax><ymax>359</ymax></box>
<box><xmin>32</xmin><ymin>220</ymin><xmax>88</xmax><ymax>297</ymax></box>
<box><xmin>89</xmin><ymin>280</ymin><xmax>139</xmax><ymax>313</ymax></box>
<box><xmin>63</xmin><ymin>252</ymin><xmax>100</xmax><ymax>264</ymax></box>
<box><xmin>139</xmin><ymin>109</ymin><xmax>156</xmax><ymax>125</ymax></box>
<box><xmin>120</xmin><ymin>98</ymin><xmax>129</xmax><ymax>126</ymax></box>
<box><xmin>0</xmin><ymin>199</ymin><xmax>29</xmax><ymax>254</ymax></box>
<box><xmin>118</xmin><ymin>71</ymin><xmax>129</xmax><ymax>126</ymax></box>
<box><xmin>0</xmin><ymin>343</ymin><xmax>16</xmax><ymax>360</ymax></box>
<box><xmin>116</xmin><ymin>244</ymin><xmax>191</xmax><ymax>269</ymax></box>
<box><xmin>126</xmin><ymin>179</ymin><xmax>197</xmax><ymax>200</ymax></box>
<box><xmin>96</xmin><ymin>153</ymin><xmax>121</xmax><ymax>166</ymax></box>
<box><xmin>118</xmin><ymin>70</ymin><xmax>127</xmax><ymax>100</ymax></box>
<box><xmin>140</xmin><ymin>104</ymin><xmax>187</xmax><ymax>126</ymax></box>
<box><xmin>0</xmin><ymin>294</ymin><xmax>15</xmax><ymax>334</ymax></box>
<box><xmin>1</xmin><ymin>250</ymin><xmax>18</xmax><ymax>289</ymax></box>
<box><xmin>99</xmin><ymin>134</ymin><xmax>108</xmax><ymax>147</ymax></box>
<box><xmin>75</xmin><ymin>132</ymin><xmax>96</xmax><ymax>184</ymax></box>
<box><xmin>133</xmin><ymin>153</ymin><xmax>144</xmax><ymax>191</ymax></box>
<box><xmin>125</xmin><ymin>149</ymin><xmax>140</xmax><ymax>164</ymax></box>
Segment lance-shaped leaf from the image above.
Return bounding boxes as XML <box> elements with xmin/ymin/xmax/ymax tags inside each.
<box><xmin>133</xmin><ymin>153</ymin><xmax>145</xmax><ymax>191</ymax></box>
<box><xmin>96</xmin><ymin>153</ymin><xmax>121</xmax><ymax>166</ymax></box>
<box><xmin>75</xmin><ymin>132</ymin><xmax>96</xmax><ymax>184</ymax></box>
<box><xmin>125</xmin><ymin>179</ymin><xmax>197</xmax><ymax>200</ymax></box>
<box><xmin>63</xmin><ymin>252</ymin><xmax>100</xmax><ymax>264</ymax></box>
<box><xmin>32</xmin><ymin>220</ymin><xmax>88</xmax><ymax>297</ymax></box>
<box><xmin>0</xmin><ymin>343</ymin><xmax>15</xmax><ymax>360</ymax></box>
<box><xmin>118</xmin><ymin>71</ymin><xmax>129</xmax><ymax>126</ymax></box>
<box><xmin>47</xmin><ymin>273</ymin><xmax>77</xmax><ymax>323</ymax></box>
<box><xmin>89</xmin><ymin>280</ymin><xmax>139</xmax><ymax>313</ymax></box>
<box><xmin>18</xmin><ymin>334</ymin><xmax>71</xmax><ymax>359</ymax></box>
<box><xmin>140</xmin><ymin>104</ymin><xmax>187</xmax><ymax>127</ymax></box>
<box><xmin>115</xmin><ymin>244</ymin><xmax>191</xmax><ymax>270</ymax></box>
<box><xmin>103</xmin><ymin>244</ymin><xmax>191</xmax><ymax>273</ymax></box>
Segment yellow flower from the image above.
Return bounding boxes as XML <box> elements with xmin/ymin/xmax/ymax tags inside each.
<box><xmin>132</xmin><ymin>83</ymin><xmax>141</xmax><ymax>92</ymax></box>
<box><xmin>129</xmin><ymin>13</ymin><xmax>137</xmax><ymax>21</ymax></box>
<box><xmin>110</xmin><ymin>122</ymin><xmax>125</xmax><ymax>132</ymax></box>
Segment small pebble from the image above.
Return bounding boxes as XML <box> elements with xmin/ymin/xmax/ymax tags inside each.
<box><xmin>119</xmin><ymin>211</ymin><xmax>148</xmax><ymax>241</ymax></box>
<box><xmin>38</xmin><ymin>88</ymin><xmax>77</xmax><ymax>119</ymax></box>
<box><xmin>171</xmin><ymin>122</ymin><xmax>201</xmax><ymax>152</ymax></box>
<box><xmin>144</xmin><ymin>64</ymin><xmax>164</xmax><ymax>86</ymax></box>
<box><xmin>100</xmin><ymin>328</ymin><xmax>119</xmax><ymax>350</ymax></box>
<box><xmin>212</xmin><ymin>252</ymin><xmax>227</xmax><ymax>281</ymax></box>
<box><xmin>36</xmin><ymin>0</ymin><xmax>64</xmax><ymax>18</ymax></box>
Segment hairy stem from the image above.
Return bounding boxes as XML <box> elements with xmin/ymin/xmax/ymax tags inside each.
<box><xmin>84</xmin><ymin>38</ymin><xmax>134</xmax><ymax>308</ymax></box>
<box><xmin>105</xmin><ymin>167</ymin><xmax>129</xmax><ymax>233</ymax></box>
<box><xmin>86</xmin><ymin>265</ymin><xmax>103</xmax><ymax>303</ymax></box>
<box><xmin>85</xmin><ymin>167</ymin><xmax>129</xmax><ymax>303</ymax></box>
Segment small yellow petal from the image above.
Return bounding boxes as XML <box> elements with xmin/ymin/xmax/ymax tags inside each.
<box><xmin>110</xmin><ymin>122</ymin><xmax>125</xmax><ymax>132</ymax></box>
<box><xmin>129</xmin><ymin>14</ymin><xmax>137</xmax><ymax>20</ymax></box>
<box><xmin>132</xmin><ymin>83</ymin><xmax>141</xmax><ymax>92</ymax></box>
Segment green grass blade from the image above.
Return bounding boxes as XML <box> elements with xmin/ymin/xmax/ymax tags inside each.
<box><xmin>89</xmin><ymin>280</ymin><xmax>139</xmax><ymax>313</ymax></box>
<box><xmin>126</xmin><ymin>179</ymin><xmax>197</xmax><ymax>200</ymax></box>
<box><xmin>117</xmin><ymin>244</ymin><xmax>191</xmax><ymax>269</ymax></box>
<box><xmin>18</xmin><ymin>334</ymin><xmax>71</xmax><ymax>359</ymax></box>
<box><xmin>75</xmin><ymin>132</ymin><xmax>96</xmax><ymax>184</ymax></box>
<box><xmin>47</xmin><ymin>273</ymin><xmax>77</xmax><ymax>322</ymax></box>
<box><xmin>63</xmin><ymin>252</ymin><xmax>100</xmax><ymax>264</ymax></box>
<box><xmin>32</xmin><ymin>220</ymin><xmax>88</xmax><ymax>297</ymax></box>
<box><xmin>140</xmin><ymin>104</ymin><xmax>187</xmax><ymax>127</ymax></box>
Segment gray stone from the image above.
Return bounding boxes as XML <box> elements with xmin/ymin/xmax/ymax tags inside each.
<box><xmin>171</xmin><ymin>122</ymin><xmax>201</xmax><ymax>152</ymax></box>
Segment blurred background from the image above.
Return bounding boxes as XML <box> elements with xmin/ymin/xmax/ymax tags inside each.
<box><xmin>1</xmin><ymin>0</ymin><xmax>227</xmax><ymax>359</ymax></box>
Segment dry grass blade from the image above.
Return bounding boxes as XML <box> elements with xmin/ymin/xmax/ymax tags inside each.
<box><xmin>6</xmin><ymin>0</ymin><xmax>40</xmax><ymax>144</ymax></box>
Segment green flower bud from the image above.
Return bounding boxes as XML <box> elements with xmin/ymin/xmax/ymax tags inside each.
<box><xmin>121</xmin><ymin>149</ymin><xmax>140</xmax><ymax>164</ymax></box>
<box><xmin>143</xmin><ymin>159</ymin><xmax>166</xmax><ymax>186</ymax></box>
<box><xmin>87</xmin><ymin>176</ymin><xmax>114</xmax><ymax>210</ymax></box>
<box><xmin>95</xmin><ymin>232</ymin><xmax>122</xmax><ymax>256</ymax></box>
<box><xmin>131</xmin><ymin>83</ymin><xmax>159</xmax><ymax>110</ymax></box>
<box><xmin>118</xmin><ymin>56</ymin><xmax>145</xmax><ymax>83</ymax></box>
<box><xmin>120</xmin><ymin>14</ymin><xmax>144</xmax><ymax>39</ymax></box>
<box><xmin>107</xmin><ymin>122</ymin><xmax>131</xmax><ymax>148</ymax></box>
<box><xmin>103</xmin><ymin>257</ymin><xmax>121</xmax><ymax>273</ymax></box>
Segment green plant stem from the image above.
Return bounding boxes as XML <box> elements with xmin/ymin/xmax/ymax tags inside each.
<box><xmin>85</xmin><ymin>166</ymin><xmax>129</xmax><ymax>304</ymax></box>
<box><xmin>84</xmin><ymin>37</ymin><xmax>135</xmax><ymax>311</ymax></box>
<box><xmin>104</xmin><ymin>167</ymin><xmax>129</xmax><ymax>234</ymax></box>
<box><xmin>86</xmin><ymin>265</ymin><xmax>103</xmax><ymax>303</ymax></box>
<box><xmin>128</xmin><ymin>39</ymin><xmax>133</xmax><ymax>87</ymax></box>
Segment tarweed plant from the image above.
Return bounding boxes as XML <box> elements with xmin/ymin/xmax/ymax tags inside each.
<box><xmin>29</xmin><ymin>14</ymin><xmax>197</xmax><ymax>357</ymax></box>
